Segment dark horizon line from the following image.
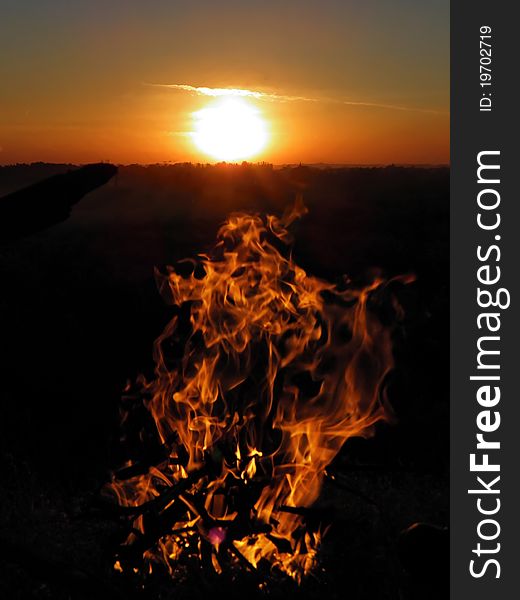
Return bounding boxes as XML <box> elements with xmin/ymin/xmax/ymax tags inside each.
<box><xmin>0</xmin><ymin>160</ymin><xmax>450</xmax><ymax>169</ymax></box>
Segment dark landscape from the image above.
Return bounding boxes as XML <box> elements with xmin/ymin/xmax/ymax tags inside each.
<box><xmin>0</xmin><ymin>163</ymin><xmax>449</xmax><ymax>599</ymax></box>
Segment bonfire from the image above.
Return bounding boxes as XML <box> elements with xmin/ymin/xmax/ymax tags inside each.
<box><xmin>104</xmin><ymin>200</ymin><xmax>405</xmax><ymax>584</ymax></box>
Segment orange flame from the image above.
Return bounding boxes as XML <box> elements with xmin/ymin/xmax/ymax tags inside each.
<box><xmin>106</xmin><ymin>201</ymin><xmax>404</xmax><ymax>582</ymax></box>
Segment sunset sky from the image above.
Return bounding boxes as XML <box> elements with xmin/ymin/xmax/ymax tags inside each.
<box><xmin>0</xmin><ymin>0</ymin><xmax>449</xmax><ymax>165</ymax></box>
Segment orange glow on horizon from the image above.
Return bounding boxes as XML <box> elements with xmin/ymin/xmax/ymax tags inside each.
<box><xmin>0</xmin><ymin>3</ymin><xmax>449</xmax><ymax>166</ymax></box>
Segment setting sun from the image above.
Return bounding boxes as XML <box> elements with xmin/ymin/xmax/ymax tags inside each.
<box><xmin>191</xmin><ymin>97</ymin><xmax>268</xmax><ymax>162</ymax></box>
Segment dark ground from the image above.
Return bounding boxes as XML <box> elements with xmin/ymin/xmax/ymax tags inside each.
<box><xmin>0</xmin><ymin>163</ymin><xmax>449</xmax><ymax>599</ymax></box>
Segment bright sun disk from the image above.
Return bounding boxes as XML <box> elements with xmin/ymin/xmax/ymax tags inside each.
<box><xmin>191</xmin><ymin>97</ymin><xmax>268</xmax><ymax>161</ymax></box>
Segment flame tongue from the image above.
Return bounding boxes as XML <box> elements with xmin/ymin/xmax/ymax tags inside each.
<box><xmin>107</xmin><ymin>204</ymin><xmax>398</xmax><ymax>582</ymax></box>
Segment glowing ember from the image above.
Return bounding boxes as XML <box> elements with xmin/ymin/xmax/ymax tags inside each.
<box><xmin>208</xmin><ymin>526</ymin><xmax>227</xmax><ymax>547</ymax></box>
<box><xmin>105</xmin><ymin>200</ymin><xmax>406</xmax><ymax>583</ymax></box>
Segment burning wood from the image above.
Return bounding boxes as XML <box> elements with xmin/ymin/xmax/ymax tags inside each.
<box><xmin>103</xmin><ymin>200</ymin><xmax>408</xmax><ymax>584</ymax></box>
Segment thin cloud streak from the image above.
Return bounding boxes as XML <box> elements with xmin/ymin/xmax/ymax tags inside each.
<box><xmin>339</xmin><ymin>100</ymin><xmax>442</xmax><ymax>115</ymax></box>
<box><xmin>146</xmin><ymin>83</ymin><xmax>444</xmax><ymax>115</ymax></box>
<box><xmin>148</xmin><ymin>83</ymin><xmax>317</xmax><ymax>103</ymax></box>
